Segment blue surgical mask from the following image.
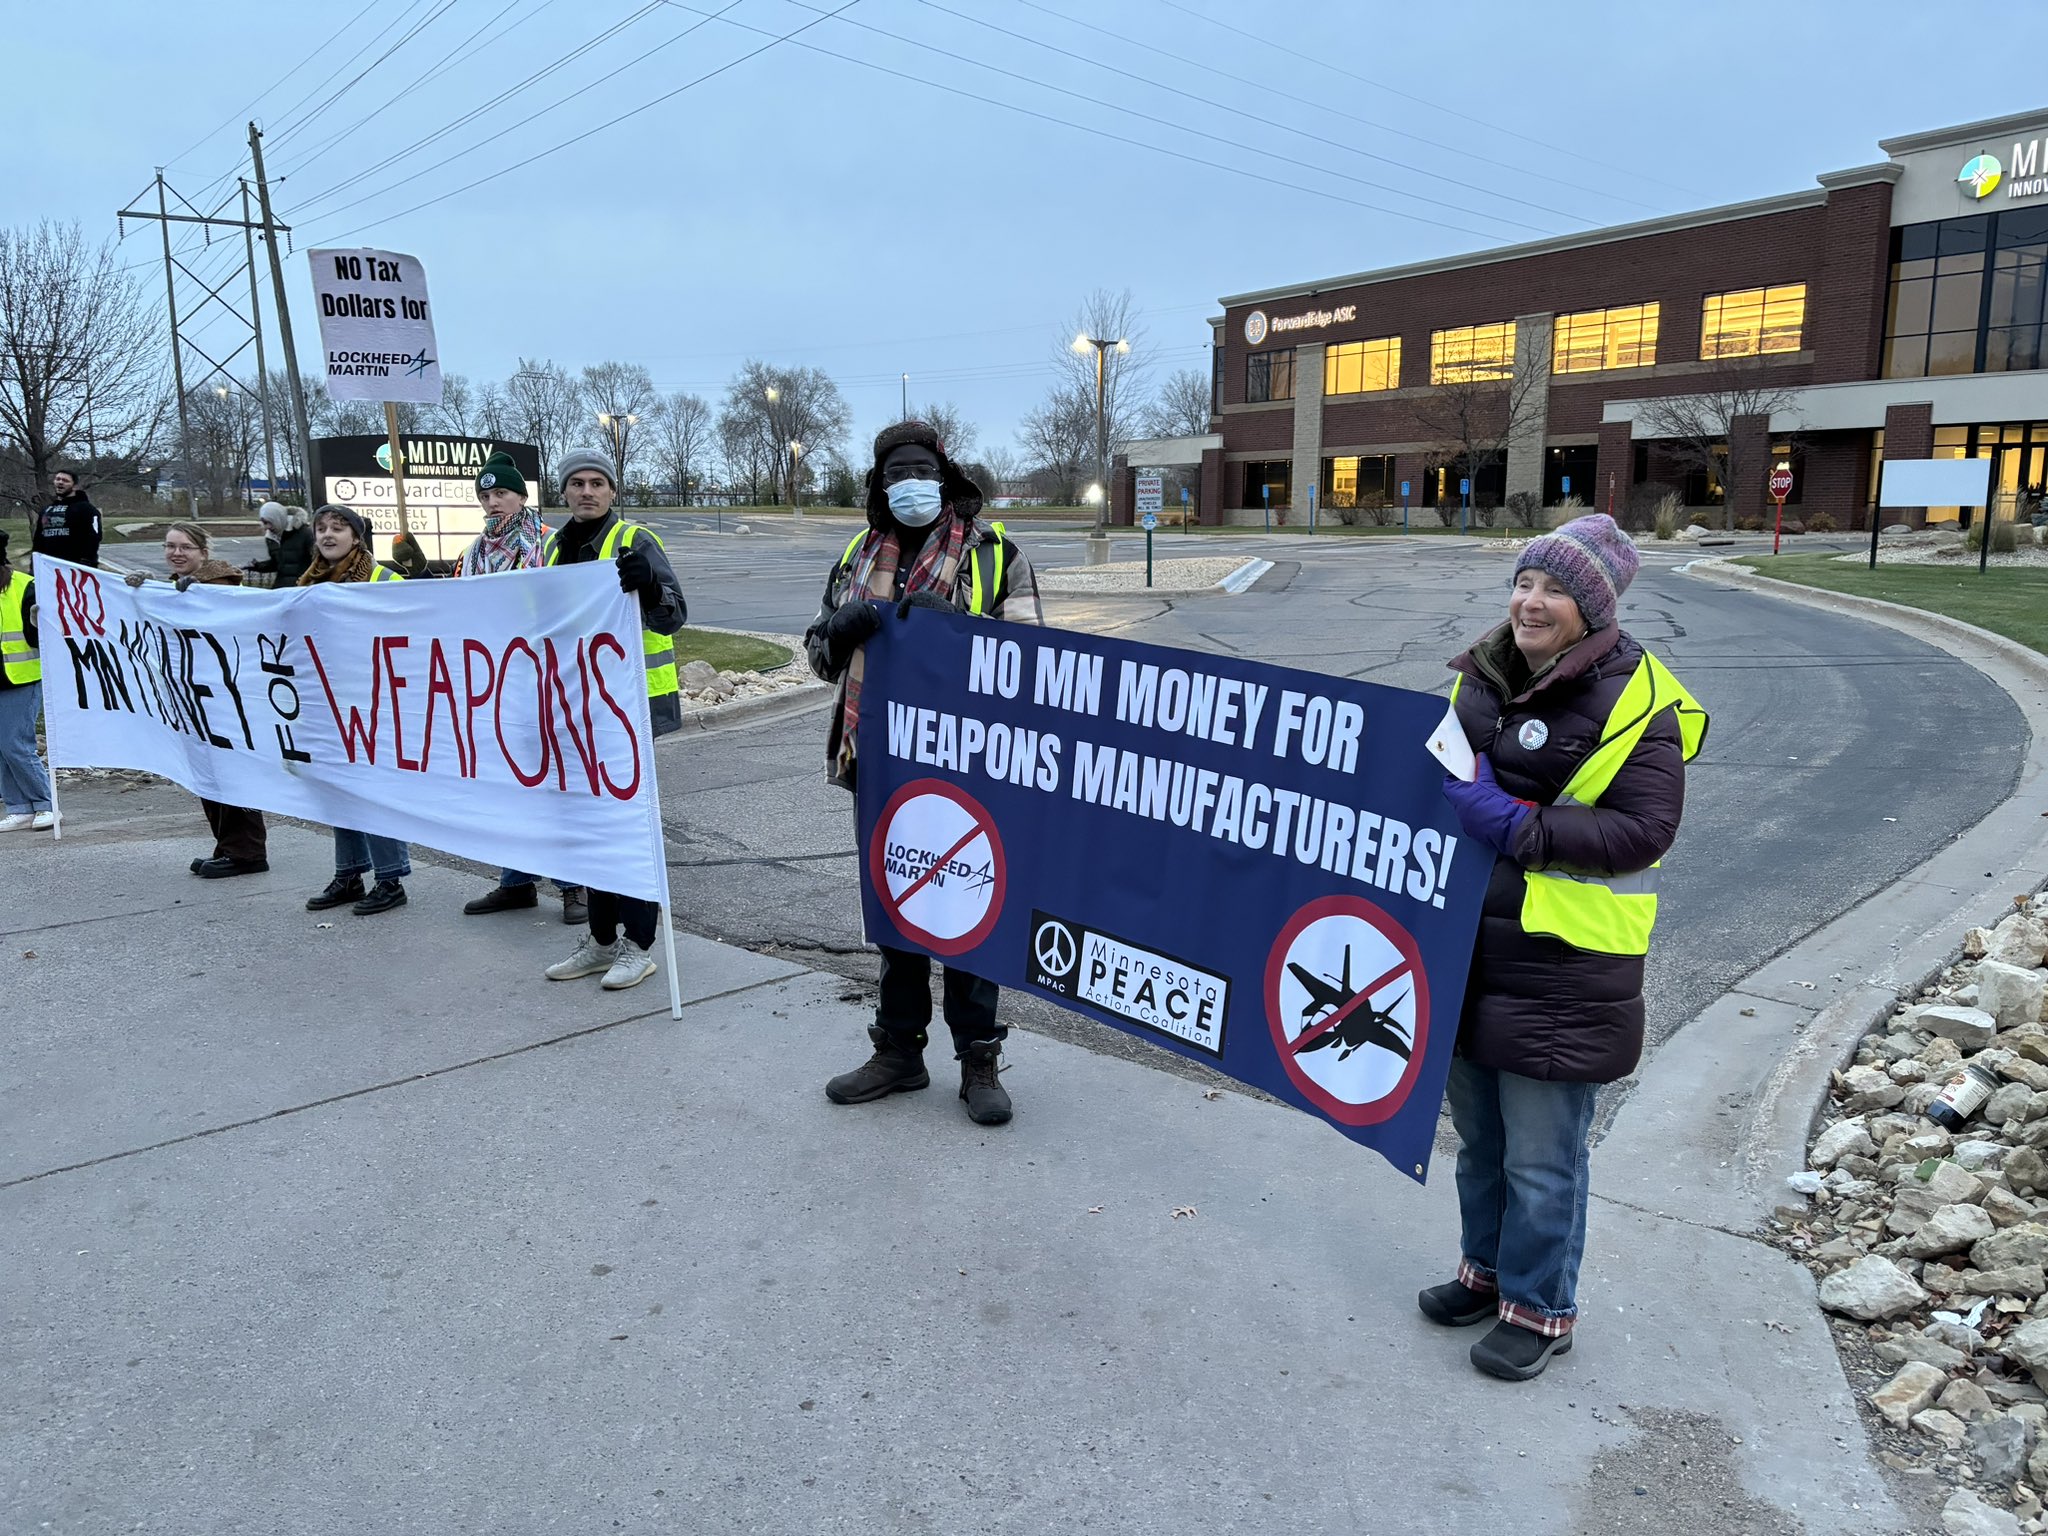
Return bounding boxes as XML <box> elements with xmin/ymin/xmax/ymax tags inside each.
<box><xmin>886</xmin><ymin>477</ymin><xmax>944</xmax><ymax>527</ymax></box>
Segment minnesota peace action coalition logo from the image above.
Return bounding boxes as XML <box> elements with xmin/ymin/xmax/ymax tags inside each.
<box><xmin>1026</xmin><ymin>909</ymin><xmax>1229</xmax><ymax>1057</ymax></box>
<box><xmin>869</xmin><ymin>778</ymin><xmax>1005</xmax><ymax>956</ymax></box>
<box><xmin>1265</xmin><ymin>895</ymin><xmax>1430</xmax><ymax>1126</ymax></box>
<box><xmin>1243</xmin><ymin>309</ymin><xmax>1268</xmax><ymax>346</ymax></box>
<box><xmin>1961</xmin><ymin>153</ymin><xmax>2003</xmax><ymax>199</ymax></box>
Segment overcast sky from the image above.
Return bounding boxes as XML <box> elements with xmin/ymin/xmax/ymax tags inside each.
<box><xmin>6</xmin><ymin>0</ymin><xmax>2038</xmax><ymax>463</ymax></box>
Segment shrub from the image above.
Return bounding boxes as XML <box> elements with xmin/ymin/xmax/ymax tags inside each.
<box><xmin>1966</xmin><ymin>521</ymin><xmax>2020</xmax><ymax>554</ymax></box>
<box><xmin>1804</xmin><ymin>510</ymin><xmax>1837</xmax><ymax>533</ymax></box>
<box><xmin>1505</xmin><ymin>490</ymin><xmax>1541</xmax><ymax>528</ymax></box>
<box><xmin>1654</xmin><ymin>508</ymin><xmax>1677</xmax><ymax>540</ymax></box>
<box><xmin>1735</xmin><ymin>516</ymin><xmax>1765</xmax><ymax>532</ymax></box>
<box><xmin>1360</xmin><ymin>492</ymin><xmax>1393</xmax><ymax>526</ymax></box>
<box><xmin>1687</xmin><ymin>511</ymin><xmax>1715</xmax><ymax>528</ymax></box>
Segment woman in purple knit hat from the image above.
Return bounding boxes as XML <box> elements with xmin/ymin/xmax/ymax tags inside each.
<box><xmin>1421</xmin><ymin>513</ymin><xmax>1708</xmax><ymax>1380</ymax></box>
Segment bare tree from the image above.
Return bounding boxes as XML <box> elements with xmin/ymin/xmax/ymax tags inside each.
<box><xmin>1632</xmin><ymin>359</ymin><xmax>1800</xmax><ymax>530</ymax></box>
<box><xmin>1054</xmin><ymin>287</ymin><xmax>1152</xmax><ymax>480</ymax></box>
<box><xmin>503</xmin><ymin>359</ymin><xmax>582</xmax><ymax>504</ymax></box>
<box><xmin>581</xmin><ymin>361</ymin><xmax>657</xmax><ymax>486</ymax></box>
<box><xmin>1142</xmin><ymin>367</ymin><xmax>1214</xmax><ymax>439</ymax></box>
<box><xmin>650</xmin><ymin>389</ymin><xmax>712</xmax><ymax>504</ymax></box>
<box><xmin>1016</xmin><ymin>380</ymin><xmax>1096</xmax><ymax>504</ymax></box>
<box><xmin>910</xmin><ymin>400</ymin><xmax>977</xmax><ymax>459</ymax></box>
<box><xmin>475</xmin><ymin>380</ymin><xmax>510</xmax><ymax>439</ymax></box>
<box><xmin>0</xmin><ymin>221</ymin><xmax>163</xmax><ymax>504</ymax></box>
<box><xmin>977</xmin><ymin>445</ymin><xmax>1023</xmax><ymax>499</ymax></box>
<box><xmin>1409</xmin><ymin>364</ymin><xmax>1547</xmax><ymax>527</ymax></box>
<box><xmin>718</xmin><ymin>360</ymin><xmax>851</xmax><ymax>506</ymax></box>
<box><xmin>185</xmin><ymin>380</ymin><xmax>261</xmax><ymax>514</ymax></box>
<box><xmin>427</xmin><ymin>372</ymin><xmax>478</xmax><ymax>437</ymax></box>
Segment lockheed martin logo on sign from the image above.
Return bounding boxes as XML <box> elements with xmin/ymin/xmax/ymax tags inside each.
<box><xmin>307</xmin><ymin>248</ymin><xmax>443</xmax><ymax>406</ymax></box>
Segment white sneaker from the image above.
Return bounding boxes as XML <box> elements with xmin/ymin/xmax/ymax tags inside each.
<box><xmin>31</xmin><ymin>810</ymin><xmax>56</xmax><ymax>831</ymax></box>
<box><xmin>545</xmin><ymin>934</ymin><xmax>617</xmax><ymax>981</ymax></box>
<box><xmin>0</xmin><ymin>813</ymin><xmax>31</xmax><ymax>832</ymax></box>
<box><xmin>600</xmin><ymin>938</ymin><xmax>658</xmax><ymax>991</ymax></box>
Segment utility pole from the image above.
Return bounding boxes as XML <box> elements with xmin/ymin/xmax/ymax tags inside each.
<box><xmin>248</xmin><ymin>122</ymin><xmax>314</xmax><ymax>503</ymax></box>
<box><xmin>901</xmin><ymin>372</ymin><xmax>908</xmax><ymax>421</ymax></box>
<box><xmin>155</xmin><ymin>173</ymin><xmax>194</xmax><ymax>510</ymax></box>
<box><xmin>240</xmin><ymin>179</ymin><xmax>278</xmax><ymax>502</ymax></box>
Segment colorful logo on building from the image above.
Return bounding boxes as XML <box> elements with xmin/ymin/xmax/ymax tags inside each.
<box><xmin>1960</xmin><ymin>153</ymin><xmax>2003</xmax><ymax>200</ymax></box>
<box><xmin>1244</xmin><ymin>310</ymin><xmax>1268</xmax><ymax>346</ymax></box>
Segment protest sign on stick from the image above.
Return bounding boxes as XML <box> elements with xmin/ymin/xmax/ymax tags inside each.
<box><xmin>855</xmin><ymin>613</ymin><xmax>1486</xmax><ymax>1182</ymax></box>
<box><xmin>308</xmin><ymin>248</ymin><xmax>442</xmax><ymax>544</ymax></box>
<box><xmin>35</xmin><ymin>556</ymin><xmax>683</xmax><ymax>1018</ymax></box>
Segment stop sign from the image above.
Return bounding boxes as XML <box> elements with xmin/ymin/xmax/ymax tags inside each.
<box><xmin>1769</xmin><ymin>466</ymin><xmax>1794</xmax><ymax>501</ymax></box>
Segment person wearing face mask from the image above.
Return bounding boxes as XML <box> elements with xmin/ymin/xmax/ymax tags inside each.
<box><xmin>298</xmin><ymin>505</ymin><xmax>414</xmax><ymax>916</ymax></box>
<box><xmin>804</xmin><ymin>420</ymin><xmax>1043</xmax><ymax>1127</ymax></box>
<box><xmin>1421</xmin><ymin>514</ymin><xmax>1705</xmax><ymax>1382</ymax></box>
<box><xmin>536</xmin><ymin>448</ymin><xmax>687</xmax><ymax>993</ymax></box>
<box><xmin>123</xmin><ymin>521</ymin><xmax>269</xmax><ymax>875</ymax></box>
<box><xmin>452</xmin><ymin>451</ymin><xmax>588</xmax><ymax>929</ymax></box>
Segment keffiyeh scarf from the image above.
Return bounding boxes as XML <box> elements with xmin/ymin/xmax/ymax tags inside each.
<box><xmin>456</xmin><ymin>506</ymin><xmax>546</xmax><ymax>577</ymax></box>
<box><xmin>835</xmin><ymin>510</ymin><xmax>970</xmax><ymax>776</ymax></box>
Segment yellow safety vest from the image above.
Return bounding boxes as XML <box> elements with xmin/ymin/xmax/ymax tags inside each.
<box><xmin>840</xmin><ymin>521</ymin><xmax>1008</xmax><ymax>616</ymax></box>
<box><xmin>544</xmin><ymin>520</ymin><xmax>678</xmax><ymax>704</ymax></box>
<box><xmin>0</xmin><ymin>576</ymin><xmax>38</xmax><ymax>685</ymax></box>
<box><xmin>370</xmin><ymin>564</ymin><xmax>404</xmax><ymax>582</ymax></box>
<box><xmin>1452</xmin><ymin>649</ymin><xmax>1707</xmax><ymax>957</ymax></box>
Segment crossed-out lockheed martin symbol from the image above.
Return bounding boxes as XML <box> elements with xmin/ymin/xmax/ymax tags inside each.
<box><xmin>1034</xmin><ymin>919</ymin><xmax>1076</xmax><ymax>975</ymax></box>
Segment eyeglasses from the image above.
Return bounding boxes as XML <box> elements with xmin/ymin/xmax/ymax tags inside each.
<box><xmin>163</xmin><ymin>541</ymin><xmax>201</xmax><ymax>555</ymax></box>
<box><xmin>881</xmin><ymin>464</ymin><xmax>940</xmax><ymax>485</ymax></box>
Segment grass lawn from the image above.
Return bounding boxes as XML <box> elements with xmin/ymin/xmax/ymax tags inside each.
<box><xmin>1734</xmin><ymin>552</ymin><xmax>2048</xmax><ymax>656</ymax></box>
<box><xmin>675</xmin><ymin>627</ymin><xmax>792</xmax><ymax>673</ymax></box>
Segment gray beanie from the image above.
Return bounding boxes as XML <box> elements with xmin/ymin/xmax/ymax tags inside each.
<box><xmin>556</xmin><ymin>448</ymin><xmax>617</xmax><ymax>490</ymax></box>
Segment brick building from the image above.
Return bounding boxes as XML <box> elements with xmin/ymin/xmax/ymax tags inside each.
<box><xmin>1119</xmin><ymin>110</ymin><xmax>2048</xmax><ymax>533</ymax></box>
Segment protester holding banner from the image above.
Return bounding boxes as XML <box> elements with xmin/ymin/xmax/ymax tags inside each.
<box><xmin>122</xmin><ymin>522</ymin><xmax>270</xmax><ymax>876</ymax></box>
<box><xmin>805</xmin><ymin>420</ymin><xmax>1042</xmax><ymax>1125</ymax></box>
<box><xmin>246</xmin><ymin>502</ymin><xmax>314</xmax><ymax>587</ymax></box>
<box><xmin>0</xmin><ymin>531</ymin><xmax>56</xmax><ymax>832</ymax></box>
<box><xmin>452</xmin><ymin>450</ymin><xmax>587</xmax><ymax>928</ymax></box>
<box><xmin>298</xmin><ymin>505</ymin><xmax>412</xmax><ymax>917</ymax></box>
<box><xmin>1423</xmin><ymin>513</ymin><xmax>1705</xmax><ymax>1382</ymax></box>
<box><xmin>32</xmin><ymin>469</ymin><xmax>101</xmax><ymax>571</ymax></box>
<box><xmin>538</xmin><ymin>450</ymin><xmax>685</xmax><ymax>991</ymax></box>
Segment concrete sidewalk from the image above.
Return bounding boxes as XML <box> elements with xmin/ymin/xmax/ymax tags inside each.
<box><xmin>3</xmin><ymin>792</ymin><xmax>1895</xmax><ymax>1536</ymax></box>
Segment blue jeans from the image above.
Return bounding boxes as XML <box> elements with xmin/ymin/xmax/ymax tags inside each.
<box><xmin>333</xmin><ymin>828</ymin><xmax>411</xmax><ymax>883</ymax></box>
<box><xmin>1446</xmin><ymin>1058</ymin><xmax>1599</xmax><ymax>1329</ymax></box>
<box><xmin>0</xmin><ymin>682</ymin><xmax>52</xmax><ymax>813</ymax></box>
<box><xmin>498</xmin><ymin>868</ymin><xmax>575</xmax><ymax>892</ymax></box>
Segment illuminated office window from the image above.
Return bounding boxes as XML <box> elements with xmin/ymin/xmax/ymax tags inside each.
<box><xmin>1430</xmin><ymin>321</ymin><xmax>1517</xmax><ymax>384</ymax></box>
<box><xmin>1700</xmin><ymin>284</ymin><xmax>1806</xmax><ymax>358</ymax></box>
<box><xmin>1323</xmin><ymin>336</ymin><xmax>1402</xmax><ymax>395</ymax></box>
<box><xmin>1552</xmin><ymin>303</ymin><xmax>1660</xmax><ymax>373</ymax></box>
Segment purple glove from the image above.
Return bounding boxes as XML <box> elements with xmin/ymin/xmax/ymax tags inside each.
<box><xmin>1441</xmin><ymin>754</ymin><xmax>1534</xmax><ymax>858</ymax></box>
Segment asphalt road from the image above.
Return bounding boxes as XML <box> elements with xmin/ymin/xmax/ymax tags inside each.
<box><xmin>648</xmin><ymin>521</ymin><xmax>2026</xmax><ymax>1114</ymax></box>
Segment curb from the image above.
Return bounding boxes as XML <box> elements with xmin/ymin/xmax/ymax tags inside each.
<box><xmin>1596</xmin><ymin>559</ymin><xmax>2048</xmax><ymax>1234</ymax></box>
<box><xmin>672</xmin><ymin>684</ymin><xmax>831</xmax><ymax>735</ymax></box>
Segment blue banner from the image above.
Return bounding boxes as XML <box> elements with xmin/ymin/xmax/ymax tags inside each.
<box><xmin>854</xmin><ymin>612</ymin><xmax>1486</xmax><ymax>1182</ymax></box>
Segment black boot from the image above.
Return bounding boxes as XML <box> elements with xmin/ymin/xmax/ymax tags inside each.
<box><xmin>825</xmin><ymin>1026</ymin><xmax>930</xmax><ymax>1104</ymax></box>
<box><xmin>956</xmin><ymin>1039</ymin><xmax>1012</xmax><ymax>1125</ymax></box>
<box><xmin>1470</xmin><ymin>1320</ymin><xmax>1573</xmax><ymax>1381</ymax></box>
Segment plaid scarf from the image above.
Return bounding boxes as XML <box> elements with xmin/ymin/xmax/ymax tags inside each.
<box><xmin>298</xmin><ymin>545</ymin><xmax>376</xmax><ymax>586</ymax></box>
<box><xmin>836</xmin><ymin>511</ymin><xmax>971</xmax><ymax>777</ymax></box>
<box><xmin>456</xmin><ymin>506</ymin><xmax>545</xmax><ymax>577</ymax></box>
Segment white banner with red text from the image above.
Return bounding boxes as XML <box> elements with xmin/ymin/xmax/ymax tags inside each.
<box><xmin>32</xmin><ymin>556</ymin><xmax>666</xmax><ymax>902</ymax></box>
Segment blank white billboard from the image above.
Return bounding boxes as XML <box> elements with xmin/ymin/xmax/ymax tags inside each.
<box><xmin>1879</xmin><ymin>457</ymin><xmax>1992</xmax><ymax>507</ymax></box>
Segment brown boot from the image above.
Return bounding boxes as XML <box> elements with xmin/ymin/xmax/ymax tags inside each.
<box><xmin>825</xmin><ymin>1026</ymin><xmax>930</xmax><ymax>1104</ymax></box>
<box><xmin>956</xmin><ymin>1039</ymin><xmax>1012</xmax><ymax>1125</ymax></box>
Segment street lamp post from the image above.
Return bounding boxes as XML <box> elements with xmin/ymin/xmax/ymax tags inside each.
<box><xmin>596</xmin><ymin>411</ymin><xmax>638</xmax><ymax>490</ymax></box>
<box><xmin>764</xmin><ymin>385</ymin><xmax>787</xmax><ymax>509</ymax></box>
<box><xmin>1071</xmin><ymin>332</ymin><xmax>1128</xmax><ymax>566</ymax></box>
<box><xmin>789</xmin><ymin>439</ymin><xmax>804</xmax><ymax>522</ymax></box>
<box><xmin>901</xmin><ymin>373</ymin><xmax>909</xmax><ymax>421</ymax></box>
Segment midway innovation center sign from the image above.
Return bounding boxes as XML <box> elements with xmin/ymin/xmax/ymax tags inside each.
<box><xmin>307</xmin><ymin>248</ymin><xmax>444</xmax><ymax>405</ymax></box>
<box><xmin>310</xmin><ymin>435</ymin><xmax>540</xmax><ymax>563</ymax></box>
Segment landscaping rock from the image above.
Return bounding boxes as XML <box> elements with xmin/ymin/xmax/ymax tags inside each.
<box><xmin>1812</xmin><ymin>1118</ymin><xmax>1875</xmax><ymax>1170</ymax></box>
<box><xmin>1974</xmin><ymin>1225</ymin><xmax>2048</xmax><ymax>1272</ymax></box>
<box><xmin>1915</xmin><ymin>1407</ymin><xmax>1971</xmax><ymax>1448</ymax></box>
<box><xmin>1939</xmin><ymin>1377</ymin><xmax>1997</xmax><ymax>1419</ymax></box>
<box><xmin>1988</xmin><ymin>913</ymin><xmax>2048</xmax><ymax>969</ymax></box>
<box><xmin>1917</xmin><ymin>1006</ymin><xmax>2001</xmax><ymax>1050</ymax></box>
<box><xmin>1972</xmin><ymin>1415</ymin><xmax>2033</xmax><ymax>1484</ymax></box>
<box><xmin>1987</xmin><ymin>1187</ymin><xmax>2038</xmax><ymax>1227</ymax></box>
<box><xmin>1840</xmin><ymin>1064</ymin><xmax>1907</xmax><ymax>1112</ymax></box>
<box><xmin>1942</xmin><ymin>1488</ymin><xmax>2022</xmax><ymax>1536</ymax></box>
<box><xmin>1876</xmin><ymin>1334</ymin><xmax>1970</xmax><ymax>1371</ymax></box>
<box><xmin>1821</xmin><ymin>1255</ymin><xmax>1930</xmax><ymax>1320</ymax></box>
<box><xmin>1875</xmin><ymin>1360</ymin><xmax>1950</xmax><ymax>1427</ymax></box>
<box><xmin>1909</xmin><ymin>1205</ymin><xmax>2000</xmax><ymax>1258</ymax></box>
<box><xmin>1981</xmin><ymin>961</ymin><xmax>2048</xmax><ymax>1033</ymax></box>
<box><xmin>1989</xmin><ymin>1081</ymin><xmax>2041</xmax><ymax>1126</ymax></box>
<box><xmin>1957</xmin><ymin>1141</ymin><xmax>2009</xmax><ymax>1173</ymax></box>
<box><xmin>2010</xmin><ymin>1147</ymin><xmax>2048</xmax><ymax>1195</ymax></box>
<box><xmin>2006</xmin><ymin>1320</ymin><xmax>2048</xmax><ymax>1385</ymax></box>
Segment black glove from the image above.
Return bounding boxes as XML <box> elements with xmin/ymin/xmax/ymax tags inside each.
<box><xmin>390</xmin><ymin>533</ymin><xmax>429</xmax><ymax>579</ymax></box>
<box><xmin>173</xmin><ymin>574</ymin><xmax>197</xmax><ymax>593</ymax></box>
<box><xmin>616</xmin><ymin>544</ymin><xmax>655</xmax><ymax>594</ymax></box>
<box><xmin>823</xmin><ymin>597</ymin><xmax>884</xmax><ymax>666</ymax></box>
<box><xmin>895</xmin><ymin>590</ymin><xmax>953</xmax><ymax>620</ymax></box>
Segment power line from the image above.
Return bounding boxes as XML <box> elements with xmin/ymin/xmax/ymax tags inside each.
<box><xmin>266</xmin><ymin>0</ymin><xmax>463</xmax><ymax>153</ymax></box>
<box><xmin>1002</xmin><ymin>0</ymin><xmax>1667</xmax><ymax>216</ymax></box>
<box><xmin>302</xmin><ymin>0</ymin><xmax>850</xmax><ymax>243</ymax></box>
<box><xmin>281</xmin><ymin>0</ymin><xmax>575</xmax><ymax>188</ymax></box>
<box><xmin>286</xmin><ymin>0</ymin><xmax>669</xmax><ymax>216</ymax></box>
<box><xmin>1148</xmin><ymin>0</ymin><xmax>1699</xmax><ymax>197</ymax></box>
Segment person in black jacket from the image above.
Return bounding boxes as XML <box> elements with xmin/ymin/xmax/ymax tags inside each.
<box><xmin>1419</xmin><ymin>514</ymin><xmax>1703</xmax><ymax>1383</ymax></box>
<box><xmin>32</xmin><ymin>470</ymin><xmax>101</xmax><ymax>569</ymax></box>
<box><xmin>246</xmin><ymin>502</ymin><xmax>314</xmax><ymax>586</ymax></box>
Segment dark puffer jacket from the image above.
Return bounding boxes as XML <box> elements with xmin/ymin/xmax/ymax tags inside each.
<box><xmin>1448</xmin><ymin>622</ymin><xmax>1686</xmax><ymax>1083</ymax></box>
